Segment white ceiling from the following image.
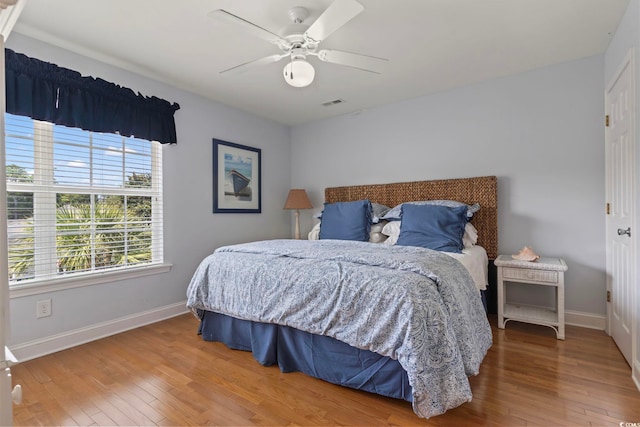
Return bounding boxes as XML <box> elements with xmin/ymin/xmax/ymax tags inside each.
<box><xmin>11</xmin><ymin>0</ymin><xmax>630</xmax><ymax>126</ymax></box>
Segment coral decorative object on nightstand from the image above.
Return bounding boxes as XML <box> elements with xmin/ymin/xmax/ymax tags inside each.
<box><xmin>495</xmin><ymin>254</ymin><xmax>568</xmax><ymax>339</ymax></box>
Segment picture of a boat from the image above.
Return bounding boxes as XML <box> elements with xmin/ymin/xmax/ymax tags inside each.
<box><xmin>229</xmin><ymin>169</ymin><xmax>250</xmax><ymax>197</ymax></box>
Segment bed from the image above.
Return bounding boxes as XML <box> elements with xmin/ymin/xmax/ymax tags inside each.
<box><xmin>186</xmin><ymin>176</ymin><xmax>498</xmax><ymax>419</ymax></box>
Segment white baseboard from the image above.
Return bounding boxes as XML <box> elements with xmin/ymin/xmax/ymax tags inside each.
<box><xmin>9</xmin><ymin>301</ymin><xmax>188</xmax><ymax>362</ymax></box>
<box><xmin>6</xmin><ymin>304</ymin><xmax>608</xmax><ymax>362</ymax></box>
<box><xmin>565</xmin><ymin>310</ymin><xmax>606</xmax><ymax>330</ymax></box>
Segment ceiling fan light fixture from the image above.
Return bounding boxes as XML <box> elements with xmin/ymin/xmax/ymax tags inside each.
<box><xmin>283</xmin><ymin>59</ymin><xmax>315</xmax><ymax>87</ymax></box>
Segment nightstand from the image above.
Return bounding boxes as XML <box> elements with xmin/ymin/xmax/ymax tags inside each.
<box><xmin>494</xmin><ymin>255</ymin><xmax>568</xmax><ymax>339</ymax></box>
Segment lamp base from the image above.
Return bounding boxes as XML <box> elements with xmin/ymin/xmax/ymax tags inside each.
<box><xmin>294</xmin><ymin>210</ymin><xmax>301</xmax><ymax>239</ymax></box>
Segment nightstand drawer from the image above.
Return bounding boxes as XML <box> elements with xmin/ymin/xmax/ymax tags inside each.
<box><xmin>502</xmin><ymin>267</ymin><xmax>558</xmax><ymax>283</ymax></box>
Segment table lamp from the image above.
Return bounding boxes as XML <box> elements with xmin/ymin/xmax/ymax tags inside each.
<box><xmin>284</xmin><ymin>189</ymin><xmax>313</xmax><ymax>239</ymax></box>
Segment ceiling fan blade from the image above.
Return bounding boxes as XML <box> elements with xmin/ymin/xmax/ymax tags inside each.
<box><xmin>304</xmin><ymin>0</ymin><xmax>364</xmax><ymax>43</ymax></box>
<box><xmin>316</xmin><ymin>49</ymin><xmax>388</xmax><ymax>74</ymax></box>
<box><xmin>220</xmin><ymin>54</ymin><xmax>287</xmax><ymax>75</ymax></box>
<box><xmin>209</xmin><ymin>9</ymin><xmax>289</xmax><ymax>46</ymax></box>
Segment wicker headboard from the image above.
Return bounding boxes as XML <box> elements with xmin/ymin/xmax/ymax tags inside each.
<box><xmin>325</xmin><ymin>176</ymin><xmax>498</xmax><ymax>259</ymax></box>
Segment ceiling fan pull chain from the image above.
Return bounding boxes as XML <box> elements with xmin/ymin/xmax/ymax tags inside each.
<box><xmin>289</xmin><ymin>56</ymin><xmax>294</xmax><ymax>80</ymax></box>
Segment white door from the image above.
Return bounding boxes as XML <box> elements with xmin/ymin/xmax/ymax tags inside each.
<box><xmin>605</xmin><ymin>50</ymin><xmax>636</xmax><ymax>366</ymax></box>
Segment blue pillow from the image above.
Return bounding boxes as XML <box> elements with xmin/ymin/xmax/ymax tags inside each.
<box><xmin>396</xmin><ymin>204</ymin><xmax>467</xmax><ymax>253</ymax></box>
<box><xmin>381</xmin><ymin>200</ymin><xmax>480</xmax><ymax>221</ymax></box>
<box><xmin>319</xmin><ymin>200</ymin><xmax>372</xmax><ymax>241</ymax></box>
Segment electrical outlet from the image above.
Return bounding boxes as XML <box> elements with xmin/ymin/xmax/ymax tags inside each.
<box><xmin>36</xmin><ymin>299</ymin><xmax>52</xmax><ymax>318</ymax></box>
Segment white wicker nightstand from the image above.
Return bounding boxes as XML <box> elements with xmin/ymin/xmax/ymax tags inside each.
<box><xmin>495</xmin><ymin>255</ymin><xmax>568</xmax><ymax>339</ymax></box>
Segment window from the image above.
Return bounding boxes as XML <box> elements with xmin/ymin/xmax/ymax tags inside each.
<box><xmin>5</xmin><ymin>113</ymin><xmax>163</xmax><ymax>286</ymax></box>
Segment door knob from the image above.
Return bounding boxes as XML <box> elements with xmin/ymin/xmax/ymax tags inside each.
<box><xmin>617</xmin><ymin>227</ymin><xmax>631</xmax><ymax>237</ymax></box>
<box><xmin>12</xmin><ymin>384</ymin><xmax>22</xmax><ymax>404</ymax></box>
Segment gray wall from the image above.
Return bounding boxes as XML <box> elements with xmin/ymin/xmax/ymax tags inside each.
<box><xmin>6</xmin><ymin>34</ymin><xmax>292</xmax><ymax>346</ymax></box>
<box><xmin>5</xmin><ymin>28</ymin><xmax>613</xmax><ymax>348</ymax></box>
<box><xmin>291</xmin><ymin>54</ymin><xmax>606</xmax><ymax>316</ymax></box>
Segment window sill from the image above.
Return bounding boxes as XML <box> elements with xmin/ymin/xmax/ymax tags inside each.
<box><xmin>8</xmin><ymin>263</ymin><xmax>173</xmax><ymax>298</ymax></box>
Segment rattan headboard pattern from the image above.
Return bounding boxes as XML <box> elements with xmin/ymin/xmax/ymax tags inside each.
<box><xmin>325</xmin><ymin>176</ymin><xmax>498</xmax><ymax>259</ymax></box>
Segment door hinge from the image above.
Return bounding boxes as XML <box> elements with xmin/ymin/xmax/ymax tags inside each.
<box><xmin>607</xmin><ymin>290</ymin><xmax>611</xmax><ymax>302</ymax></box>
<box><xmin>606</xmin><ymin>115</ymin><xmax>610</xmax><ymax>127</ymax></box>
<box><xmin>606</xmin><ymin>202</ymin><xmax>610</xmax><ymax>215</ymax></box>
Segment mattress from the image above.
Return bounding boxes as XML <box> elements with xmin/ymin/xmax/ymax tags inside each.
<box><xmin>445</xmin><ymin>245</ymin><xmax>489</xmax><ymax>291</ymax></box>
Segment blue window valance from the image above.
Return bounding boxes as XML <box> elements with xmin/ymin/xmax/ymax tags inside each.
<box><xmin>4</xmin><ymin>49</ymin><xmax>180</xmax><ymax>144</ymax></box>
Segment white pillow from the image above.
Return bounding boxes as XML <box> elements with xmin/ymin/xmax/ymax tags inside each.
<box><xmin>308</xmin><ymin>222</ymin><xmax>321</xmax><ymax>240</ymax></box>
<box><xmin>382</xmin><ymin>221</ymin><xmax>478</xmax><ymax>248</ymax></box>
<box><xmin>308</xmin><ymin>221</ymin><xmax>388</xmax><ymax>243</ymax></box>
<box><xmin>381</xmin><ymin>221</ymin><xmax>401</xmax><ymax>245</ymax></box>
<box><xmin>369</xmin><ymin>221</ymin><xmax>388</xmax><ymax>243</ymax></box>
<box><xmin>463</xmin><ymin>222</ymin><xmax>478</xmax><ymax>248</ymax></box>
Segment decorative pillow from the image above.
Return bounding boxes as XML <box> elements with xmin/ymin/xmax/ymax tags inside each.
<box><xmin>395</xmin><ymin>204</ymin><xmax>468</xmax><ymax>253</ymax></box>
<box><xmin>381</xmin><ymin>200</ymin><xmax>480</xmax><ymax>221</ymax></box>
<box><xmin>371</xmin><ymin>203</ymin><xmax>391</xmax><ymax>223</ymax></box>
<box><xmin>319</xmin><ymin>200</ymin><xmax>372</xmax><ymax>241</ymax></box>
<box><xmin>383</xmin><ymin>220</ymin><xmax>478</xmax><ymax>249</ymax></box>
<box><xmin>310</xmin><ymin>220</ymin><xmax>388</xmax><ymax>243</ymax></box>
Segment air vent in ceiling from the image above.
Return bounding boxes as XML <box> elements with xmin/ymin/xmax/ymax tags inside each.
<box><xmin>321</xmin><ymin>99</ymin><xmax>345</xmax><ymax>107</ymax></box>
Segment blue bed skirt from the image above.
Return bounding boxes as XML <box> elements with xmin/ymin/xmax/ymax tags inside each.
<box><xmin>198</xmin><ymin>311</ymin><xmax>413</xmax><ymax>402</ymax></box>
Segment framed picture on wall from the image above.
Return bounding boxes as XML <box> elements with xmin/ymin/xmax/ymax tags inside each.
<box><xmin>212</xmin><ymin>138</ymin><xmax>261</xmax><ymax>213</ymax></box>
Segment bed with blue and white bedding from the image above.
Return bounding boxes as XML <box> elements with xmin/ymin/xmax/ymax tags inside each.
<box><xmin>187</xmin><ymin>239</ymin><xmax>492</xmax><ymax>418</ymax></box>
<box><xmin>186</xmin><ymin>176</ymin><xmax>498</xmax><ymax>419</ymax></box>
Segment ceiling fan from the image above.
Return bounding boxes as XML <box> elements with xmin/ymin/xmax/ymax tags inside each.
<box><xmin>209</xmin><ymin>0</ymin><xmax>388</xmax><ymax>88</ymax></box>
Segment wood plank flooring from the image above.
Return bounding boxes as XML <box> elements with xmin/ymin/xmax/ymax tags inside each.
<box><xmin>11</xmin><ymin>314</ymin><xmax>640</xmax><ymax>426</ymax></box>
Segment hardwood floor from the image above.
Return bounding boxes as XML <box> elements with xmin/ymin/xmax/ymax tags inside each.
<box><xmin>11</xmin><ymin>314</ymin><xmax>640</xmax><ymax>426</ymax></box>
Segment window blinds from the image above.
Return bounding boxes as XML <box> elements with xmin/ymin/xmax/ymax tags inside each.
<box><xmin>5</xmin><ymin>113</ymin><xmax>163</xmax><ymax>284</ymax></box>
